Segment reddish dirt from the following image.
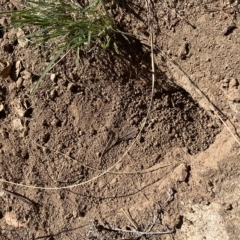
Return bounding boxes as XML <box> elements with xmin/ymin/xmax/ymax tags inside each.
<box><xmin>1</xmin><ymin>0</ymin><xmax>240</xmax><ymax>239</ymax></box>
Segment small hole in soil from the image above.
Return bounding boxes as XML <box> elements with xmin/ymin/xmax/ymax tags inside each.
<box><xmin>24</xmin><ymin>108</ymin><xmax>33</xmax><ymax>118</ymax></box>
<box><xmin>0</xmin><ymin>211</ymin><xmax>3</xmax><ymax>219</ymax></box>
<box><xmin>185</xmin><ymin>165</ymin><xmax>191</xmax><ymax>183</ymax></box>
<box><xmin>0</xmin><ymin>24</ymin><xmax>3</xmax><ymax>38</ymax></box>
<box><xmin>0</xmin><ymin>111</ymin><xmax>6</xmax><ymax>118</ymax></box>
<box><xmin>32</xmin><ymin>74</ymin><xmax>40</xmax><ymax>82</ymax></box>
<box><xmin>175</xmin><ymin>215</ymin><xmax>184</xmax><ymax>229</ymax></box>
<box><xmin>3</xmin><ymin>43</ymin><xmax>14</xmax><ymax>53</ymax></box>
<box><xmin>79</xmin><ymin>211</ymin><xmax>85</xmax><ymax>217</ymax></box>
<box><xmin>12</xmin><ymin>39</ymin><xmax>18</xmax><ymax>46</ymax></box>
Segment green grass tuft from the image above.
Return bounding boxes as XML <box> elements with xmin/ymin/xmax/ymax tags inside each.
<box><xmin>11</xmin><ymin>0</ymin><xmax>115</xmax><ymax>51</ymax></box>
<box><xmin>6</xmin><ymin>0</ymin><xmax>126</xmax><ymax>93</ymax></box>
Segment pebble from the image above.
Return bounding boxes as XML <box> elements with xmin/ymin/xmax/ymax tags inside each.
<box><xmin>8</xmin><ymin>82</ymin><xmax>16</xmax><ymax>92</ymax></box>
<box><xmin>98</xmin><ymin>180</ymin><xmax>106</xmax><ymax>190</ymax></box>
<box><xmin>21</xmin><ymin>70</ymin><xmax>32</xmax><ymax>80</ymax></box>
<box><xmin>110</xmin><ymin>178</ymin><xmax>118</xmax><ymax>185</ymax></box>
<box><xmin>57</xmin><ymin>143</ymin><xmax>65</xmax><ymax>151</ymax></box>
<box><xmin>222</xmin><ymin>77</ymin><xmax>229</xmax><ymax>84</ymax></box>
<box><xmin>95</xmin><ymin>152</ymin><xmax>101</xmax><ymax>157</ymax></box>
<box><xmin>51</xmin><ymin>117</ymin><xmax>61</xmax><ymax>127</ymax></box>
<box><xmin>172</xmin><ymin>163</ymin><xmax>188</xmax><ymax>182</ymax></box>
<box><xmin>50</xmin><ymin>73</ymin><xmax>57</xmax><ymax>82</ymax></box>
<box><xmin>0</xmin><ymin>103</ymin><xmax>4</xmax><ymax>112</ymax></box>
<box><xmin>16</xmin><ymin>78</ymin><xmax>23</xmax><ymax>88</ymax></box>
<box><xmin>50</xmin><ymin>89</ymin><xmax>57</xmax><ymax>100</ymax></box>
<box><xmin>21</xmin><ymin>150</ymin><xmax>29</xmax><ymax>159</ymax></box>
<box><xmin>115</xmin><ymin>162</ymin><xmax>122</xmax><ymax>171</ymax></box>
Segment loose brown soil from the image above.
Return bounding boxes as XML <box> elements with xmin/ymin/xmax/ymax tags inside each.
<box><xmin>1</xmin><ymin>0</ymin><xmax>240</xmax><ymax>239</ymax></box>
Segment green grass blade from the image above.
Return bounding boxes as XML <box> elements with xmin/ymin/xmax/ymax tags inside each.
<box><xmin>113</xmin><ymin>42</ymin><xmax>119</xmax><ymax>54</ymax></box>
<box><xmin>87</xmin><ymin>31</ymin><xmax>92</xmax><ymax>48</ymax></box>
<box><xmin>31</xmin><ymin>48</ymin><xmax>65</xmax><ymax>95</ymax></box>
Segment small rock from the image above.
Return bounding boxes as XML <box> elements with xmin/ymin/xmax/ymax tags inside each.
<box><xmin>42</xmin><ymin>147</ymin><xmax>50</xmax><ymax>155</ymax></box>
<box><xmin>50</xmin><ymin>73</ymin><xmax>57</xmax><ymax>82</ymax></box>
<box><xmin>98</xmin><ymin>180</ymin><xmax>106</xmax><ymax>190</ymax></box>
<box><xmin>16</xmin><ymin>28</ymin><xmax>28</xmax><ymax>47</ymax></box>
<box><xmin>14</xmin><ymin>60</ymin><xmax>22</xmax><ymax>79</ymax></box>
<box><xmin>57</xmin><ymin>144</ymin><xmax>65</xmax><ymax>151</ymax></box>
<box><xmin>51</xmin><ymin>117</ymin><xmax>61</xmax><ymax>127</ymax></box>
<box><xmin>115</xmin><ymin>162</ymin><xmax>122</xmax><ymax>171</ymax></box>
<box><xmin>96</xmin><ymin>152</ymin><xmax>101</xmax><ymax>157</ymax></box>
<box><xmin>0</xmin><ymin>62</ymin><xmax>12</xmax><ymax>78</ymax></box>
<box><xmin>172</xmin><ymin>163</ymin><xmax>188</xmax><ymax>182</ymax></box>
<box><xmin>222</xmin><ymin>78</ymin><xmax>230</xmax><ymax>83</ymax></box>
<box><xmin>16</xmin><ymin>108</ymin><xmax>26</xmax><ymax>117</ymax></box>
<box><xmin>23</xmin><ymin>78</ymin><xmax>32</xmax><ymax>89</ymax></box>
<box><xmin>11</xmin><ymin>99</ymin><xmax>26</xmax><ymax>117</ymax></box>
<box><xmin>12</xmin><ymin>118</ymin><xmax>24</xmax><ymax>131</ymax></box>
<box><xmin>0</xmin><ymin>103</ymin><xmax>4</xmax><ymax>112</ymax></box>
<box><xmin>72</xmin><ymin>210</ymin><xmax>78</xmax><ymax>218</ymax></box>
<box><xmin>16</xmin><ymin>78</ymin><xmax>23</xmax><ymax>88</ymax></box>
<box><xmin>0</xmin><ymin>189</ymin><xmax>5</xmax><ymax>197</ymax></box>
<box><xmin>21</xmin><ymin>70</ymin><xmax>32</xmax><ymax>80</ymax></box>
<box><xmin>78</xmin><ymin>130</ymin><xmax>85</xmax><ymax>136</ymax></box>
<box><xmin>8</xmin><ymin>82</ymin><xmax>16</xmax><ymax>92</ymax></box>
<box><xmin>50</xmin><ymin>89</ymin><xmax>57</xmax><ymax>100</ymax></box>
<box><xmin>21</xmin><ymin>150</ymin><xmax>29</xmax><ymax>159</ymax></box>
<box><xmin>110</xmin><ymin>178</ymin><xmax>118</xmax><ymax>185</ymax></box>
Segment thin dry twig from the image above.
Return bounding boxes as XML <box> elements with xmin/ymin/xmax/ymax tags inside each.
<box><xmin>0</xmin><ymin>188</ymin><xmax>35</xmax><ymax>206</ymax></box>
<box><xmin>34</xmin><ymin>137</ymin><xmax>170</xmax><ymax>174</ymax></box>
<box><xmin>102</xmin><ymin>225</ymin><xmax>173</xmax><ymax>235</ymax></box>
<box><xmin>121</xmin><ymin>208</ymin><xmax>138</xmax><ymax>230</ymax></box>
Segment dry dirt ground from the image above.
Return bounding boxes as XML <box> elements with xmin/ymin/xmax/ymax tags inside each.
<box><xmin>1</xmin><ymin>0</ymin><xmax>240</xmax><ymax>239</ymax></box>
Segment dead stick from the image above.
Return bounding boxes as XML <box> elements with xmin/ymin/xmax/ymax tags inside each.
<box><xmin>0</xmin><ymin>189</ymin><xmax>35</xmax><ymax>206</ymax></box>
